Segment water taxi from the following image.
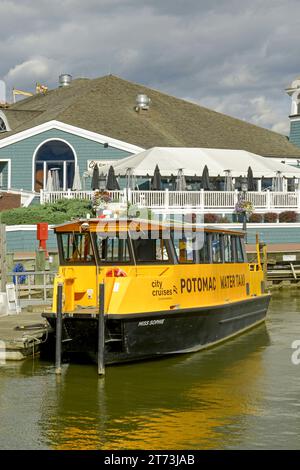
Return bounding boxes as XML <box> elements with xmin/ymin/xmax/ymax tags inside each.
<box><xmin>42</xmin><ymin>218</ymin><xmax>270</xmax><ymax>364</ymax></box>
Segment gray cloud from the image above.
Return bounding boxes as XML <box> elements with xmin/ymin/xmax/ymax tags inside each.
<box><xmin>1</xmin><ymin>0</ymin><xmax>300</xmax><ymax>135</ymax></box>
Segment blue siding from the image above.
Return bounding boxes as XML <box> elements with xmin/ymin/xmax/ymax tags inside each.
<box><xmin>0</xmin><ymin>129</ymin><xmax>132</xmax><ymax>191</ymax></box>
<box><xmin>7</xmin><ymin>230</ymin><xmax>57</xmax><ymax>251</ymax></box>
<box><xmin>289</xmin><ymin>121</ymin><xmax>300</xmax><ymax>148</ymax></box>
<box><xmin>247</xmin><ymin>226</ymin><xmax>300</xmax><ymax>244</ymax></box>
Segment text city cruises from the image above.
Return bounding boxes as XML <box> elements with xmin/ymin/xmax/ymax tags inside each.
<box><xmin>42</xmin><ymin>218</ymin><xmax>271</xmax><ymax>364</ymax></box>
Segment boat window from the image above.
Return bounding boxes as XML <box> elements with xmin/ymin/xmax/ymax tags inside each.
<box><xmin>223</xmin><ymin>234</ymin><xmax>235</xmax><ymax>263</ymax></box>
<box><xmin>171</xmin><ymin>231</ymin><xmax>207</xmax><ymax>264</ymax></box>
<box><xmin>211</xmin><ymin>233</ymin><xmax>222</xmax><ymax>263</ymax></box>
<box><xmin>95</xmin><ymin>235</ymin><xmax>132</xmax><ymax>264</ymax></box>
<box><xmin>59</xmin><ymin>233</ymin><xmax>95</xmax><ymax>264</ymax></box>
<box><xmin>234</xmin><ymin>236</ymin><xmax>246</xmax><ymax>263</ymax></box>
<box><xmin>131</xmin><ymin>238</ymin><xmax>170</xmax><ymax>263</ymax></box>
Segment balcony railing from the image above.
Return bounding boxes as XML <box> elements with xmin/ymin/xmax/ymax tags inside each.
<box><xmin>40</xmin><ymin>188</ymin><xmax>300</xmax><ymax>212</ymax></box>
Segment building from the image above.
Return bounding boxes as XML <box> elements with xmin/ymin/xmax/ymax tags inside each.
<box><xmin>1</xmin><ymin>73</ymin><xmax>300</xmax><ymax>202</ymax></box>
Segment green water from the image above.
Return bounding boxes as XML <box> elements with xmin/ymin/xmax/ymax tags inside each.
<box><xmin>1</xmin><ymin>290</ymin><xmax>300</xmax><ymax>450</ymax></box>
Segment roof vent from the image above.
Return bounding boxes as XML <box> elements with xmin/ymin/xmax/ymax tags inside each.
<box><xmin>135</xmin><ymin>94</ymin><xmax>151</xmax><ymax>112</ymax></box>
<box><xmin>59</xmin><ymin>74</ymin><xmax>72</xmax><ymax>87</ymax></box>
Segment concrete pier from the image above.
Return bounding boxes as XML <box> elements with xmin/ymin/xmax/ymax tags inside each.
<box><xmin>0</xmin><ymin>309</ymin><xmax>48</xmax><ymax>361</ymax></box>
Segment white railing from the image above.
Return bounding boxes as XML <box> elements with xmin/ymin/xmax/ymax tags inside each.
<box><xmin>40</xmin><ymin>189</ymin><xmax>300</xmax><ymax>212</ymax></box>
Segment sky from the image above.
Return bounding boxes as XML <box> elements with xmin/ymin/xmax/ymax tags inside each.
<box><xmin>0</xmin><ymin>0</ymin><xmax>299</xmax><ymax>135</ymax></box>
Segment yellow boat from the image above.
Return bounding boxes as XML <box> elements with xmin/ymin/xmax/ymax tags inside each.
<box><xmin>42</xmin><ymin>218</ymin><xmax>270</xmax><ymax>364</ymax></box>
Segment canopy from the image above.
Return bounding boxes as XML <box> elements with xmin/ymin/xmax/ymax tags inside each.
<box><xmin>101</xmin><ymin>147</ymin><xmax>300</xmax><ymax>179</ymax></box>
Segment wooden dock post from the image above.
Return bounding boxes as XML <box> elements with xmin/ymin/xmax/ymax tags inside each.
<box><xmin>98</xmin><ymin>283</ymin><xmax>105</xmax><ymax>376</ymax></box>
<box><xmin>55</xmin><ymin>283</ymin><xmax>63</xmax><ymax>375</ymax></box>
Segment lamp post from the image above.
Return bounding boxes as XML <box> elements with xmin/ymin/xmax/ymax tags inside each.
<box><xmin>241</xmin><ymin>177</ymin><xmax>248</xmax><ymax>242</ymax></box>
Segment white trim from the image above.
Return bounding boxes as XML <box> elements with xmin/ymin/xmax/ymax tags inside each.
<box><xmin>0</xmin><ymin>110</ymin><xmax>11</xmax><ymax>132</ymax></box>
<box><xmin>0</xmin><ymin>119</ymin><xmax>144</xmax><ymax>154</ymax></box>
<box><xmin>0</xmin><ymin>159</ymin><xmax>11</xmax><ymax>189</ymax></box>
<box><xmin>31</xmin><ymin>138</ymin><xmax>78</xmax><ymax>192</ymax></box>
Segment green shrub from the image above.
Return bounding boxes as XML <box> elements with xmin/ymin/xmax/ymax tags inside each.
<box><xmin>0</xmin><ymin>199</ymin><xmax>92</xmax><ymax>225</ymax></box>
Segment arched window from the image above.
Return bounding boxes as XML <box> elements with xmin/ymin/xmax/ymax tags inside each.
<box><xmin>0</xmin><ymin>117</ymin><xmax>6</xmax><ymax>132</ymax></box>
<box><xmin>34</xmin><ymin>139</ymin><xmax>76</xmax><ymax>192</ymax></box>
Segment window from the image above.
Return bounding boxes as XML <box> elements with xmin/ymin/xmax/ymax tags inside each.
<box><xmin>234</xmin><ymin>236</ymin><xmax>246</xmax><ymax>263</ymax></box>
<box><xmin>211</xmin><ymin>233</ymin><xmax>222</xmax><ymax>263</ymax></box>
<box><xmin>96</xmin><ymin>235</ymin><xmax>131</xmax><ymax>264</ymax></box>
<box><xmin>132</xmin><ymin>238</ymin><xmax>170</xmax><ymax>263</ymax></box>
<box><xmin>59</xmin><ymin>233</ymin><xmax>95</xmax><ymax>264</ymax></box>
<box><xmin>0</xmin><ymin>117</ymin><xmax>6</xmax><ymax>132</ymax></box>
<box><xmin>172</xmin><ymin>231</ymin><xmax>208</xmax><ymax>264</ymax></box>
<box><xmin>223</xmin><ymin>234</ymin><xmax>235</xmax><ymax>263</ymax></box>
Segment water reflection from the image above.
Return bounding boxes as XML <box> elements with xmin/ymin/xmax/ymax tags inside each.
<box><xmin>38</xmin><ymin>325</ymin><xmax>270</xmax><ymax>450</ymax></box>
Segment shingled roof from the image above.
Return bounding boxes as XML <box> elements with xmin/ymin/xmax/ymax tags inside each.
<box><xmin>1</xmin><ymin>74</ymin><xmax>299</xmax><ymax>158</ymax></box>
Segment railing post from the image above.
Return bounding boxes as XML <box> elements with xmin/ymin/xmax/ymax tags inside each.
<box><xmin>234</xmin><ymin>189</ymin><xmax>239</xmax><ymax>207</ymax></box>
<box><xmin>40</xmin><ymin>189</ymin><xmax>44</xmax><ymax>205</ymax></box>
<box><xmin>297</xmin><ymin>189</ymin><xmax>300</xmax><ymax>212</ymax></box>
<box><xmin>200</xmin><ymin>189</ymin><xmax>204</xmax><ymax>211</ymax></box>
<box><xmin>127</xmin><ymin>188</ymin><xmax>132</xmax><ymax>205</ymax></box>
<box><xmin>164</xmin><ymin>188</ymin><xmax>169</xmax><ymax>209</ymax></box>
<box><xmin>266</xmin><ymin>190</ymin><xmax>271</xmax><ymax>210</ymax></box>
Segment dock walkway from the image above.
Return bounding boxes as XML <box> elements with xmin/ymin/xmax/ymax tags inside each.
<box><xmin>0</xmin><ymin>310</ymin><xmax>48</xmax><ymax>361</ymax></box>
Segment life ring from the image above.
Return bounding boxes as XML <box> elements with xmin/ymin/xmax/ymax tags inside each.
<box><xmin>106</xmin><ymin>268</ymin><xmax>127</xmax><ymax>278</ymax></box>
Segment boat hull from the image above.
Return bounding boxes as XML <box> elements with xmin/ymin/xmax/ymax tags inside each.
<box><xmin>42</xmin><ymin>294</ymin><xmax>271</xmax><ymax>365</ymax></box>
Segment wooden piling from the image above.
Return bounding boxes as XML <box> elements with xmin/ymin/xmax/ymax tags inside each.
<box><xmin>55</xmin><ymin>283</ymin><xmax>63</xmax><ymax>375</ymax></box>
<box><xmin>98</xmin><ymin>283</ymin><xmax>105</xmax><ymax>376</ymax></box>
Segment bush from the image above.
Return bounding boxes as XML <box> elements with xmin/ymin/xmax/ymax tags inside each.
<box><xmin>249</xmin><ymin>213</ymin><xmax>263</xmax><ymax>223</ymax></box>
<box><xmin>204</xmin><ymin>213</ymin><xmax>219</xmax><ymax>223</ymax></box>
<box><xmin>263</xmin><ymin>212</ymin><xmax>278</xmax><ymax>223</ymax></box>
<box><xmin>278</xmin><ymin>211</ymin><xmax>297</xmax><ymax>223</ymax></box>
<box><xmin>0</xmin><ymin>198</ymin><xmax>92</xmax><ymax>225</ymax></box>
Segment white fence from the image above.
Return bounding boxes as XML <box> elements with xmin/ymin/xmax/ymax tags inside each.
<box><xmin>40</xmin><ymin>188</ymin><xmax>300</xmax><ymax>212</ymax></box>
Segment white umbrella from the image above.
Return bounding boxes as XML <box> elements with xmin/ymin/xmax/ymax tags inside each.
<box><xmin>176</xmin><ymin>169</ymin><xmax>187</xmax><ymax>191</ymax></box>
<box><xmin>51</xmin><ymin>168</ymin><xmax>60</xmax><ymax>191</ymax></box>
<box><xmin>273</xmin><ymin>171</ymin><xmax>284</xmax><ymax>192</ymax></box>
<box><xmin>72</xmin><ymin>165</ymin><xmax>82</xmax><ymax>191</ymax></box>
<box><xmin>125</xmin><ymin>168</ymin><xmax>136</xmax><ymax>189</ymax></box>
<box><xmin>224</xmin><ymin>169</ymin><xmax>234</xmax><ymax>191</ymax></box>
<box><xmin>45</xmin><ymin>170</ymin><xmax>53</xmax><ymax>192</ymax></box>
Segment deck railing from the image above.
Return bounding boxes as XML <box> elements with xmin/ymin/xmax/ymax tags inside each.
<box><xmin>40</xmin><ymin>188</ymin><xmax>300</xmax><ymax>212</ymax></box>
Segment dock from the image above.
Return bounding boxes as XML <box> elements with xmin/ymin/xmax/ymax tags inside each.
<box><xmin>0</xmin><ymin>309</ymin><xmax>48</xmax><ymax>361</ymax></box>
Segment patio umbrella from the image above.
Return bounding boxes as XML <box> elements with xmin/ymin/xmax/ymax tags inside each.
<box><xmin>45</xmin><ymin>170</ymin><xmax>53</xmax><ymax>192</ymax></box>
<box><xmin>273</xmin><ymin>171</ymin><xmax>284</xmax><ymax>192</ymax></box>
<box><xmin>151</xmin><ymin>164</ymin><xmax>162</xmax><ymax>190</ymax></box>
<box><xmin>91</xmin><ymin>163</ymin><xmax>100</xmax><ymax>190</ymax></box>
<box><xmin>72</xmin><ymin>165</ymin><xmax>82</xmax><ymax>191</ymax></box>
<box><xmin>247</xmin><ymin>166</ymin><xmax>255</xmax><ymax>191</ymax></box>
<box><xmin>106</xmin><ymin>165</ymin><xmax>120</xmax><ymax>190</ymax></box>
<box><xmin>224</xmin><ymin>170</ymin><xmax>234</xmax><ymax>191</ymax></box>
<box><xmin>201</xmin><ymin>165</ymin><xmax>211</xmax><ymax>190</ymax></box>
<box><xmin>176</xmin><ymin>169</ymin><xmax>187</xmax><ymax>191</ymax></box>
<box><xmin>126</xmin><ymin>168</ymin><xmax>136</xmax><ymax>190</ymax></box>
<box><xmin>51</xmin><ymin>168</ymin><xmax>60</xmax><ymax>191</ymax></box>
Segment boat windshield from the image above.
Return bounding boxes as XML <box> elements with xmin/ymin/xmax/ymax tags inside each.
<box><xmin>59</xmin><ymin>232</ymin><xmax>95</xmax><ymax>264</ymax></box>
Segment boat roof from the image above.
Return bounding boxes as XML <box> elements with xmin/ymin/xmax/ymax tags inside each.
<box><xmin>54</xmin><ymin>218</ymin><xmax>245</xmax><ymax>236</ymax></box>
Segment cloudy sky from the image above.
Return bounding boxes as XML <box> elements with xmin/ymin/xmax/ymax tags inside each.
<box><xmin>1</xmin><ymin>0</ymin><xmax>299</xmax><ymax>135</ymax></box>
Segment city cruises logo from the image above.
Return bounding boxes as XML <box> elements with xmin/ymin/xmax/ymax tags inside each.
<box><xmin>151</xmin><ymin>280</ymin><xmax>178</xmax><ymax>297</ymax></box>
